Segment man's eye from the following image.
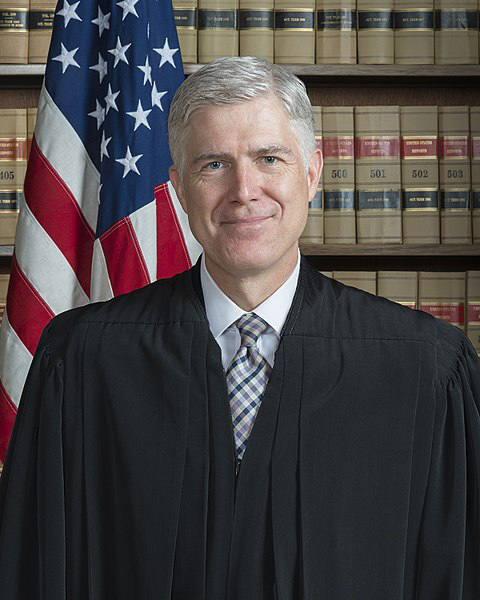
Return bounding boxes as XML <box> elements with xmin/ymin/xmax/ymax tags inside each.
<box><xmin>206</xmin><ymin>161</ymin><xmax>222</xmax><ymax>170</ymax></box>
<box><xmin>262</xmin><ymin>156</ymin><xmax>278</xmax><ymax>164</ymax></box>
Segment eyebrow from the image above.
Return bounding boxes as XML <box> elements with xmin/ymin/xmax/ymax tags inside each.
<box><xmin>190</xmin><ymin>145</ymin><xmax>294</xmax><ymax>166</ymax></box>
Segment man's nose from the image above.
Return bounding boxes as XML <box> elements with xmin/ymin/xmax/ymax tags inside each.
<box><xmin>230</xmin><ymin>163</ymin><xmax>259</xmax><ymax>204</ymax></box>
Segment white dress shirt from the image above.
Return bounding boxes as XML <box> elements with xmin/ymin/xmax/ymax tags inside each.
<box><xmin>200</xmin><ymin>253</ymin><xmax>300</xmax><ymax>370</ymax></box>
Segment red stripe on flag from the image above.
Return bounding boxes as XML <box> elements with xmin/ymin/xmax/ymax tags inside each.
<box><xmin>7</xmin><ymin>255</ymin><xmax>54</xmax><ymax>356</ymax></box>
<box><xmin>99</xmin><ymin>217</ymin><xmax>150</xmax><ymax>296</ymax></box>
<box><xmin>155</xmin><ymin>183</ymin><xmax>192</xmax><ymax>280</ymax></box>
<box><xmin>24</xmin><ymin>138</ymin><xmax>95</xmax><ymax>297</ymax></box>
<box><xmin>0</xmin><ymin>378</ymin><xmax>17</xmax><ymax>463</ymax></box>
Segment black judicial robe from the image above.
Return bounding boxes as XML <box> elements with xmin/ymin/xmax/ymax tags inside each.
<box><xmin>0</xmin><ymin>259</ymin><xmax>479</xmax><ymax>600</ymax></box>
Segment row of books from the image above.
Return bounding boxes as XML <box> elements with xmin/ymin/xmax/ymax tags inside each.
<box><xmin>321</xmin><ymin>270</ymin><xmax>480</xmax><ymax>354</ymax></box>
<box><xmin>301</xmin><ymin>105</ymin><xmax>480</xmax><ymax>246</ymax></box>
<box><xmin>173</xmin><ymin>0</ymin><xmax>480</xmax><ymax>65</ymax></box>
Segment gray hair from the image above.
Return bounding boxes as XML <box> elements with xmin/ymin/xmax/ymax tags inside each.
<box><xmin>168</xmin><ymin>56</ymin><xmax>316</xmax><ymax>175</ymax></box>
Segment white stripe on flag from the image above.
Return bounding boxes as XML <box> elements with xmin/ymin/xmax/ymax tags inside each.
<box><xmin>0</xmin><ymin>312</ymin><xmax>32</xmax><ymax>408</ymax></box>
<box><xmin>167</xmin><ymin>180</ymin><xmax>202</xmax><ymax>263</ymax></box>
<box><xmin>129</xmin><ymin>199</ymin><xmax>157</xmax><ymax>283</ymax></box>
<box><xmin>90</xmin><ymin>239</ymin><xmax>115</xmax><ymax>302</ymax></box>
<box><xmin>15</xmin><ymin>195</ymin><xmax>90</xmax><ymax>313</ymax></box>
<box><xmin>35</xmin><ymin>84</ymin><xmax>100</xmax><ymax>233</ymax></box>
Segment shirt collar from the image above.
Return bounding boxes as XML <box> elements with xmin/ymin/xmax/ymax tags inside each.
<box><xmin>200</xmin><ymin>252</ymin><xmax>301</xmax><ymax>340</ymax></box>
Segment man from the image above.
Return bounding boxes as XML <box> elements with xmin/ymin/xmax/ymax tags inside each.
<box><xmin>0</xmin><ymin>57</ymin><xmax>479</xmax><ymax>599</ymax></box>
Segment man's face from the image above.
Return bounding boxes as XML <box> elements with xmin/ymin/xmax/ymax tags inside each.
<box><xmin>170</xmin><ymin>94</ymin><xmax>322</xmax><ymax>283</ymax></box>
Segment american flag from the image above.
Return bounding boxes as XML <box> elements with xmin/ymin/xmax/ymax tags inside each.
<box><xmin>0</xmin><ymin>0</ymin><xmax>202</xmax><ymax>463</ymax></box>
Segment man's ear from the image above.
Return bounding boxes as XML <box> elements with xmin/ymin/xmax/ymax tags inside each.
<box><xmin>169</xmin><ymin>165</ymin><xmax>188</xmax><ymax>213</ymax></box>
<box><xmin>307</xmin><ymin>146</ymin><xmax>323</xmax><ymax>204</ymax></box>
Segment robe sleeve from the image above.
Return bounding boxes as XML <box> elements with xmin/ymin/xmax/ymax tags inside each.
<box><xmin>0</xmin><ymin>331</ymin><xmax>69</xmax><ymax>599</ymax></box>
<box><xmin>416</xmin><ymin>333</ymin><xmax>480</xmax><ymax>599</ymax></box>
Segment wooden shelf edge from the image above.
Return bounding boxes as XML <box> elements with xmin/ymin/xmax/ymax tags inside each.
<box><xmin>300</xmin><ymin>243</ymin><xmax>480</xmax><ymax>256</ymax></box>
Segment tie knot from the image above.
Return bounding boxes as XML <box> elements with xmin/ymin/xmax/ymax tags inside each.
<box><xmin>236</xmin><ymin>313</ymin><xmax>269</xmax><ymax>347</ymax></box>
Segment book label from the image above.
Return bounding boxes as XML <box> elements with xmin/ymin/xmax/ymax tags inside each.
<box><xmin>395</xmin><ymin>10</ymin><xmax>433</xmax><ymax>30</ymax></box>
<box><xmin>356</xmin><ymin>136</ymin><xmax>400</xmax><ymax>159</ymax></box>
<box><xmin>358</xmin><ymin>10</ymin><xmax>393</xmax><ymax>30</ymax></box>
<box><xmin>0</xmin><ymin>9</ymin><xmax>28</xmax><ymax>30</ymax></box>
<box><xmin>471</xmin><ymin>137</ymin><xmax>480</xmax><ymax>160</ymax></box>
<box><xmin>274</xmin><ymin>10</ymin><xmax>314</xmax><ymax>30</ymax></box>
<box><xmin>317</xmin><ymin>9</ymin><xmax>356</xmax><ymax>31</ymax></box>
<box><xmin>468</xmin><ymin>303</ymin><xmax>480</xmax><ymax>324</ymax></box>
<box><xmin>174</xmin><ymin>8</ymin><xmax>197</xmax><ymax>28</ymax></box>
<box><xmin>403</xmin><ymin>190</ymin><xmax>438</xmax><ymax>210</ymax></box>
<box><xmin>239</xmin><ymin>9</ymin><xmax>274</xmax><ymax>30</ymax></box>
<box><xmin>402</xmin><ymin>137</ymin><xmax>437</xmax><ymax>159</ymax></box>
<box><xmin>0</xmin><ymin>138</ymin><xmax>27</xmax><ymax>161</ymax></box>
<box><xmin>324</xmin><ymin>190</ymin><xmax>355</xmax><ymax>210</ymax></box>
<box><xmin>439</xmin><ymin>137</ymin><xmax>469</xmax><ymax>159</ymax></box>
<box><xmin>323</xmin><ymin>136</ymin><xmax>354</xmax><ymax>159</ymax></box>
<box><xmin>0</xmin><ymin>191</ymin><xmax>19</xmax><ymax>210</ymax></box>
<box><xmin>473</xmin><ymin>191</ymin><xmax>480</xmax><ymax>209</ymax></box>
<box><xmin>28</xmin><ymin>9</ymin><xmax>55</xmax><ymax>30</ymax></box>
<box><xmin>310</xmin><ymin>189</ymin><xmax>322</xmax><ymax>209</ymax></box>
<box><xmin>420</xmin><ymin>302</ymin><xmax>464</xmax><ymax>326</ymax></box>
<box><xmin>198</xmin><ymin>9</ymin><xmax>237</xmax><ymax>29</ymax></box>
<box><xmin>434</xmin><ymin>10</ymin><xmax>478</xmax><ymax>30</ymax></box>
<box><xmin>358</xmin><ymin>190</ymin><xmax>401</xmax><ymax>210</ymax></box>
<box><xmin>441</xmin><ymin>190</ymin><xmax>470</xmax><ymax>209</ymax></box>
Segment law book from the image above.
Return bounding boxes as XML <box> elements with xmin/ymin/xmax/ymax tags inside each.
<box><xmin>28</xmin><ymin>0</ymin><xmax>55</xmax><ymax>63</ymax></box>
<box><xmin>323</xmin><ymin>106</ymin><xmax>356</xmax><ymax>244</ymax></box>
<box><xmin>173</xmin><ymin>0</ymin><xmax>198</xmax><ymax>63</ymax></box>
<box><xmin>0</xmin><ymin>0</ymin><xmax>28</xmax><ymax>63</ymax></box>
<box><xmin>357</xmin><ymin>0</ymin><xmax>394</xmax><ymax>64</ymax></box>
<box><xmin>0</xmin><ymin>108</ymin><xmax>27</xmax><ymax>245</ymax></box>
<box><xmin>198</xmin><ymin>0</ymin><xmax>239</xmax><ymax>62</ymax></box>
<box><xmin>27</xmin><ymin>107</ymin><xmax>37</xmax><ymax>159</ymax></box>
<box><xmin>377</xmin><ymin>271</ymin><xmax>417</xmax><ymax>308</ymax></box>
<box><xmin>274</xmin><ymin>0</ymin><xmax>315</xmax><ymax>64</ymax></box>
<box><xmin>355</xmin><ymin>106</ymin><xmax>402</xmax><ymax>244</ymax></box>
<box><xmin>470</xmin><ymin>106</ymin><xmax>480</xmax><ymax>243</ymax></box>
<box><xmin>439</xmin><ymin>106</ymin><xmax>472</xmax><ymax>244</ymax></box>
<box><xmin>419</xmin><ymin>271</ymin><xmax>466</xmax><ymax>331</ymax></box>
<box><xmin>0</xmin><ymin>273</ymin><xmax>8</xmax><ymax>325</ymax></box>
<box><xmin>333</xmin><ymin>271</ymin><xmax>377</xmax><ymax>294</ymax></box>
<box><xmin>434</xmin><ymin>0</ymin><xmax>479</xmax><ymax>64</ymax></box>
<box><xmin>394</xmin><ymin>1</ymin><xmax>434</xmax><ymax>64</ymax></box>
<box><xmin>400</xmin><ymin>106</ymin><xmax>439</xmax><ymax>244</ymax></box>
<box><xmin>239</xmin><ymin>0</ymin><xmax>274</xmax><ymax>60</ymax></box>
<box><xmin>319</xmin><ymin>270</ymin><xmax>333</xmax><ymax>278</ymax></box>
<box><xmin>300</xmin><ymin>106</ymin><xmax>323</xmax><ymax>245</ymax></box>
<box><xmin>467</xmin><ymin>270</ymin><xmax>480</xmax><ymax>356</ymax></box>
<box><xmin>316</xmin><ymin>0</ymin><xmax>357</xmax><ymax>64</ymax></box>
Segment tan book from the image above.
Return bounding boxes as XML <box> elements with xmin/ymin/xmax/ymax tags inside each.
<box><xmin>174</xmin><ymin>0</ymin><xmax>198</xmax><ymax>63</ymax></box>
<box><xmin>0</xmin><ymin>108</ymin><xmax>26</xmax><ymax>245</ymax></box>
<box><xmin>377</xmin><ymin>271</ymin><xmax>417</xmax><ymax>308</ymax></box>
<box><xmin>301</xmin><ymin>106</ymin><xmax>323</xmax><ymax>246</ymax></box>
<box><xmin>239</xmin><ymin>0</ymin><xmax>274</xmax><ymax>60</ymax></box>
<box><xmin>419</xmin><ymin>271</ymin><xmax>466</xmax><ymax>331</ymax></box>
<box><xmin>316</xmin><ymin>1</ymin><xmax>357</xmax><ymax>64</ymax></box>
<box><xmin>0</xmin><ymin>273</ymin><xmax>9</xmax><ymax>326</ymax></box>
<box><xmin>467</xmin><ymin>270</ymin><xmax>480</xmax><ymax>355</ymax></box>
<box><xmin>274</xmin><ymin>0</ymin><xmax>315</xmax><ymax>64</ymax></box>
<box><xmin>434</xmin><ymin>0</ymin><xmax>479</xmax><ymax>65</ymax></box>
<box><xmin>333</xmin><ymin>271</ymin><xmax>377</xmax><ymax>294</ymax></box>
<box><xmin>28</xmin><ymin>0</ymin><xmax>55</xmax><ymax>63</ymax></box>
<box><xmin>400</xmin><ymin>106</ymin><xmax>439</xmax><ymax>244</ymax></box>
<box><xmin>355</xmin><ymin>106</ymin><xmax>402</xmax><ymax>244</ymax></box>
<box><xmin>394</xmin><ymin>1</ymin><xmax>434</xmax><ymax>64</ymax></box>
<box><xmin>198</xmin><ymin>0</ymin><xmax>239</xmax><ymax>61</ymax></box>
<box><xmin>323</xmin><ymin>107</ymin><xmax>356</xmax><ymax>244</ymax></box>
<box><xmin>357</xmin><ymin>0</ymin><xmax>394</xmax><ymax>64</ymax></box>
<box><xmin>319</xmin><ymin>270</ymin><xmax>333</xmax><ymax>278</ymax></box>
<box><xmin>0</xmin><ymin>0</ymin><xmax>28</xmax><ymax>63</ymax></box>
<box><xmin>470</xmin><ymin>107</ymin><xmax>480</xmax><ymax>243</ymax></box>
<box><xmin>27</xmin><ymin>107</ymin><xmax>37</xmax><ymax>160</ymax></box>
<box><xmin>439</xmin><ymin>106</ymin><xmax>471</xmax><ymax>244</ymax></box>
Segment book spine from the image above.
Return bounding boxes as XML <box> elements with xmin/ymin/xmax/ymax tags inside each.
<box><xmin>0</xmin><ymin>109</ymin><xmax>26</xmax><ymax>245</ymax></box>
<box><xmin>323</xmin><ymin>107</ymin><xmax>356</xmax><ymax>244</ymax></box>
<box><xmin>333</xmin><ymin>271</ymin><xmax>377</xmax><ymax>294</ymax></box>
<box><xmin>355</xmin><ymin>106</ymin><xmax>402</xmax><ymax>244</ymax></box>
<box><xmin>27</xmin><ymin>107</ymin><xmax>37</xmax><ymax>160</ymax></box>
<box><xmin>419</xmin><ymin>271</ymin><xmax>466</xmax><ymax>330</ymax></box>
<box><xmin>357</xmin><ymin>0</ymin><xmax>394</xmax><ymax>64</ymax></box>
<box><xmin>173</xmin><ymin>1</ymin><xmax>198</xmax><ymax>63</ymax></box>
<box><xmin>0</xmin><ymin>1</ymin><xmax>28</xmax><ymax>64</ymax></box>
<box><xmin>0</xmin><ymin>274</ymin><xmax>9</xmax><ymax>326</ymax></box>
<box><xmin>394</xmin><ymin>2</ymin><xmax>434</xmax><ymax>64</ymax></box>
<box><xmin>28</xmin><ymin>1</ymin><xmax>56</xmax><ymax>63</ymax></box>
<box><xmin>439</xmin><ymin>106</ymin><xmax>472</xmax><ymax>243</ymax></box>
<box><xmin>400</xmin><ymin>106</ymin><xmax>439</xmax><ymax>244</ymax></box>
<box><xmin>470</xmin><ymin>106</ymin><xmax>480</xmax><ymax>243</ymax></box>
<box><xmin>239</xmin><ymin>1</ymin><xmax>274</xmax><ymax>61</ymax></box>
<box><xmin>274</xmin><ymin>0</ymin><xmax>315</xmax><ymax>64</ymax></box>
<box><xmin>198</xmin><ymin>0</ymin><xmax>239</xmax><ymax>62</ymax></box>
<box><xmin>316</xmin><ymin>1</ymin><xmax>357</xmax><ymax>64</ymax></box>
<box><xmin>377</xmin><ymin>271</ymin><xmax>418</xmax><ymax>307</ymax></box>
<box><xmin>467</xmin><ymin>270</ymin><xmax>480</xmax><ymax>356</ymax></box>
<box><xmin>434</xmin><ymin>1</ymin><xmax>479</xmax><ymax>64</ymax></box>
<box><xmin>301</xmin><ymin>106</ymin><xmax>323</xmax><ymax>245</ymax></box>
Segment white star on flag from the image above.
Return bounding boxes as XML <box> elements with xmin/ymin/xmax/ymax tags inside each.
<box><xmin>88</xmin><ymin>99</ymin><xmax>105</xmax><ymax>129</ymax></box>
<box><xmin>52</xmin><ymin>43</ymin><xmax>81</xmax><ymax>73</ymax></box>
<box><xmin>100</xmin><ymin>130</ymin><xmax>112</xmax><ymax>161</ymax></box>
<box><xmin>137</xmin><ymin>55</ymin><xmax>152</xmax><ymax>86</ymax></box>
<box><xmin>151</xmin><ymin>82</ymin><xmax>167</xmax><ymax>111</ymax></box>
<box><xmin>105</xmin><ymin>84</ymin><xmax>120</xmax><ymax>114</ymax></box>
<box><xmin>116</xmin><ymin>146</ymin><xmax>143</xmax><ymax>177</ymax></box>
<box><xmin>91</xmin><ymin>6</ymin><xmax>110</xmax><ymax>36</ymax></box>
<box><xmin>153</xmin><ymin>38</ymin><xmax>179</xmax><ymax>68</ymax></box>
<box><xmin>108</xmin><ymin>36</ymin><xmax>131</xmax><ymax>68</ymax></box>
<box><xmin>57</xmin><ymin>0</ymin><xmax>82</xmax><ymax>27</ymax></box>
<box><xmin>117</xmin><ymin>0</ymin><xmax>140</xmax><ymax>21</ymax></box>
<box><xmin>89</xmin><ymin>53</ymin><xmax>108</xmax><ymax>83</ymax></box>
<box><xmin>127</xmin><ymin>99</ymin><xmax>152</xmax><ymax>131</ymax></box>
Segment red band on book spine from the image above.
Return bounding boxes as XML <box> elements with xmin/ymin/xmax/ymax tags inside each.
<box><xmin>468</xmin><ymin>304</ymin><xmax>480</xmax><ymax>323</ymax></box>
<box><xmin>402</xmin><ymin>138</ymin><xmax>438</xmax><ymax>159</ymax></box>
<box><xmin>420</xmin><ymin>303</ymin><xmax>465</xmax><ymax>325</ymax></box>
<box><xmin>0</xmin><ymin>139</ymin><xmax>27</xmax><ymax>161</ymax></box>
<box><xmin>323</xmin><ymin>137</ymin><xmax>354</xmax><ymax>159</ymax></box>
<box><xmin>439</xmin><ymin>137</ymin><xmax>469</xmax><ymax>159</ymax></box>
<box><xmin>355</xmin><ymin>137</ymin><xmax>400</xmax><ymax>159</ymax></box>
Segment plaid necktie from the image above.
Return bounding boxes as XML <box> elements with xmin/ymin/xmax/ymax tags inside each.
<box><xmin>226</xmin><ymin>313</ymin><xmax>272</xmax><ymax>461</ymax></box>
